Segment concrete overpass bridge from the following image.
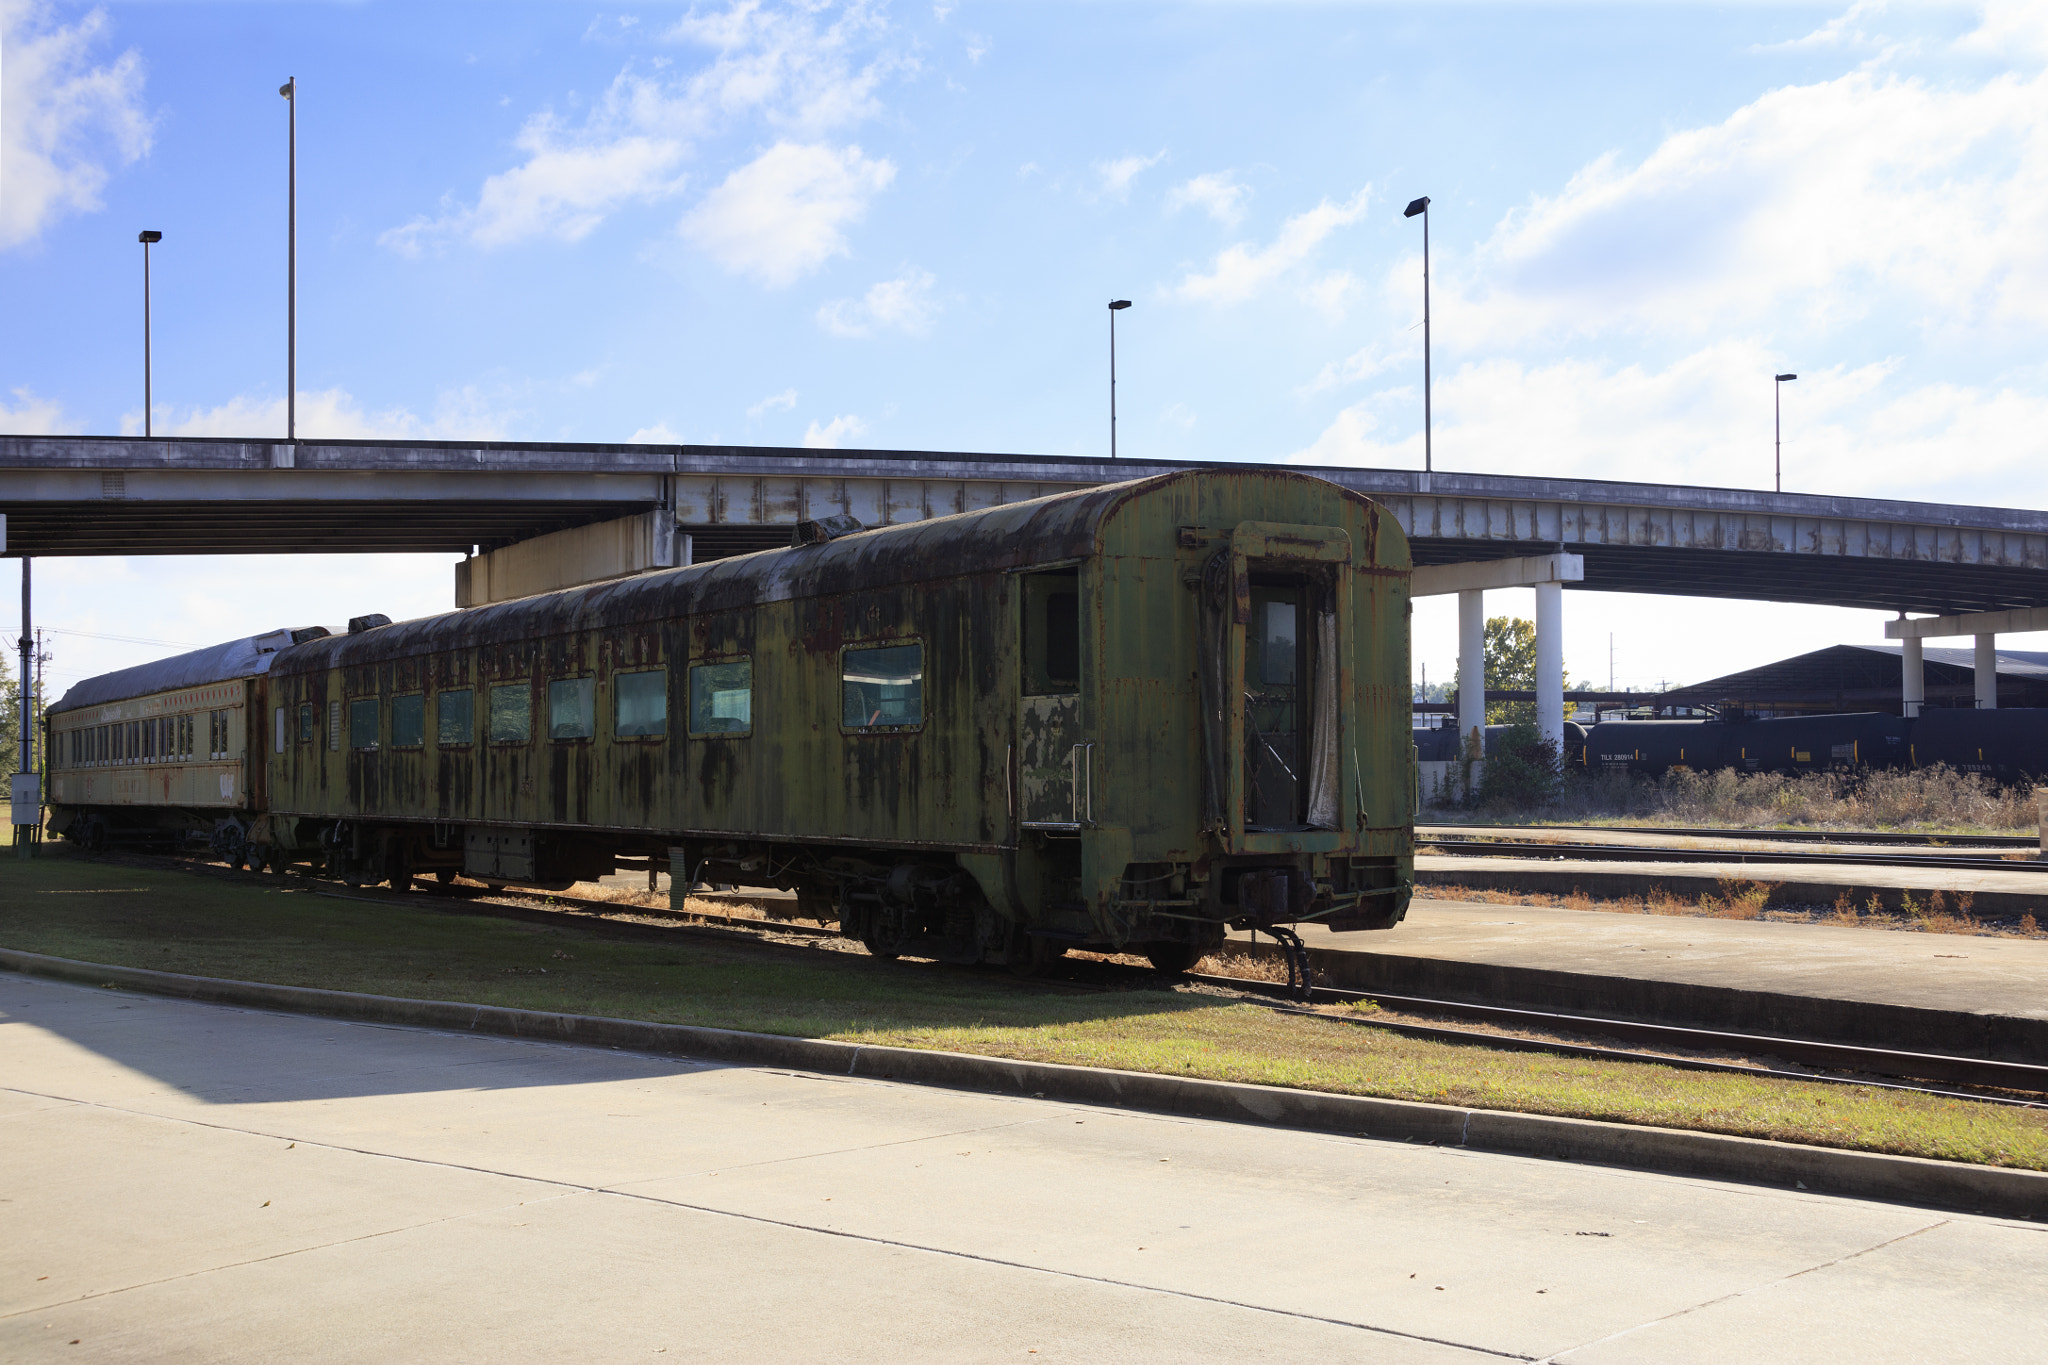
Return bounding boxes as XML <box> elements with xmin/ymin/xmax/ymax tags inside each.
<box><xmin>6</xmin><ymin>434</ymin><xmax>2046</xmax><ymax>762</ymax></box>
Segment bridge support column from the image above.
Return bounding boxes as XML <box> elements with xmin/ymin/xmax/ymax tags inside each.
<box><xmin>1457</xmin><ymin>589</ymin><xmax>1486</xmax><ymax>776</ymax></box>
<box><xmin>1535</xmin><ymin>579</ymin><xmax>1564</xmax><ymax>760</ymax></box>
<box><xmin>1900</xmin><ymin>635</ymin><xmax>1924</xmax><ymax>718</ymax></box>
<box><xmin>1976</xmin><ymin>633</ymin><xmax>1999</xmax><ymax>709</ymax></box>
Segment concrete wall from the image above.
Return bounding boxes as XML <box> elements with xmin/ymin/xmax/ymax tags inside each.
<box><xmin>455</xmin><ymin>510</ymin><xmax>682</xmax><ymax>608</ymax></box>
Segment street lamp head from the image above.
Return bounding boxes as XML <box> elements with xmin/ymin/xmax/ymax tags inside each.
<box><xmin>279</xmin><ymin>79</ymin><xmax>294</xmax><ymax>99</ymax></box>
<box><xmin>1775</xmin><ymin>373</ymin><xmax>1797</xmax><ymax>382</ymax></box>
<box><xmin>1403</xmin><ymin>196</ymin><xmax>1430</xmax><ymax>218</ymax></box>
<box><xmin>1108</xmin><ymin>299</ymin><xmax>1132</xmax><ymax>311</ymax></box>
<box><xmin>138</xmin><ymin>231</ymin><xmax>162</xmax><ymax>244</ymax></box>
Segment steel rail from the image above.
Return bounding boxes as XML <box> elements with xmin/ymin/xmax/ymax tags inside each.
<box><xmin>1418</xmin><ymin>836</ymin><xmax>2048</xmax><ymax>874</ymax></box>
<box><xmin>1420</xmin><ymin>823</ymin><xmax>2038</xmax><ymax>849</ymax></box>
<box><xmin>1186</xmin><ymin>971</ymin><xmax>2048</xmax><ymax>1095</ymax></box>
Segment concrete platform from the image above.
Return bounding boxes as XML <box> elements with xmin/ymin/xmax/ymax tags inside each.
<box><xmin>1233</xmin><ymin>900</ymin><xmax>2048</xmax><ymax>1062</ymax></box>
<box><xmin>1416</xmin><ymin>851</ymin><xmax>2048</xmax><ymax>919</ymax></box>
<box><xmin>3</xmin><ymin>975</ymin><xmax>2040</xmax><ymax>1363</ymax></box>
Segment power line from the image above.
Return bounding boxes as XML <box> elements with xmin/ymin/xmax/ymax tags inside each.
<box><xmin>0</xmin><ymin>626</ymin><xmax>201</xmax><ymax>649</ymax></box>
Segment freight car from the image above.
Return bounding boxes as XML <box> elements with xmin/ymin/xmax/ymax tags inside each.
<box><xmin>47</xmin><ymin>469</ymin><xmax>1416</xmax><ymax>973</ymax></box>
<box><xmin>1577</xmin><ymin>709</ymin><xmax>2048</xmax><ymax>781</ymax></box>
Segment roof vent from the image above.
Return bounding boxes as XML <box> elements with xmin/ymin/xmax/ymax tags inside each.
<box><xmin>347</xmin><ymin>614</ymin><xmax>392</xmax><ymax>634</ymax></box>
<box><xmin>791</xmin><ymin>513</ymin><xmax>865</xmax><ymax>547</ymax></box>
<box><xmin>289</xmin><ymin>626</ymin><xmax>332</xmax><ymax>645</ymax></box>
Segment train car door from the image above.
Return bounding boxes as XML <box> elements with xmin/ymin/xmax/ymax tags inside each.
<box><xmin>1199</xmin><ymin>522</ymin><xmax>1348</xmax><ymax>848</ymax></box>
<box><xmin>1016</xmin><ymin>567</ymin><xmax>1085</xmax><ymax>829</ymax></box>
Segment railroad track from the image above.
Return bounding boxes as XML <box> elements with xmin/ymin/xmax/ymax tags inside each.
<box><xmin>69</xmin><ymin>847</ymin><xmax>2048</xmax><ymax>1108</ymax></box>
<box><xmin>1419</xmin><ymin>834</ymin><xmax>2048</xmax><ymax>874</ymax></box>
<box><xmin>1422</xmin><ymin>823</ymin><xmax>2038</xmax><ymax>849</ymax></box>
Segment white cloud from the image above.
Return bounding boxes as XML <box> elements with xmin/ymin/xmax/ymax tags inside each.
<box><xmin>1301</xmin><ymin>269</ymin><xmax>1359</xmax><ymax>322</ymax></box>
<box><xmin>747</xmin><ymin>387</ymin><xmax>798</xmax><ymax>417</ymax></box>
<box><xmin>1290</xmin><ymin>340</ymin><xmax>2048</xmax><ymax>509</ymax></box>
<box><xmin>0</xmin><ymin>0</ymin><xmax>153</xmax><ymax>250</ymax></box>
<box><xmin>627</xmin><ymin>422</ymin><xmax>684</xmax><ymax>443</ymax></box>
<box><xmin>1450</xmin><ymin>61</ymin><xmax>2048</xmax><ymax>342</ymax></box>
<box><xmin>1302</xmin><ymin>341</ymin><xmax>1413</xmax><ymax>396</ymax></box>
<box><xmin>382</xmin><ymin>85</ymin><xmax>691</xmax><ymax>255</ymax></box>
<box><xmin>144</xmin><ymin>388</ymin><xmax>514</xmax><ymax>442</ymax></box>
<box><xmin>817</xmin><ymin>268</ymin><xmax>939</xmax><ymax>337</ymax></box>
<box><xmin>680</xmin><ymin>140</ymin><xmax>894</xmax><ymax>286</ymax></box>
<box><xmin>1093</xmin><ymin>150</ymin><xmax>1165</xmax><ymax>200</ymax></box>
<box><xmin>802</xmin><ymin>414</ymin><xmax>867</xmax><ymax>448</ymax></box>
<box><xmin>1161</xmin><ymin>403</ymin><xmax>1196</xmax><ymax>432</ymax></box>
<box><xmin>664</xmin><ymin>0</ymin><xmax>898</xmax><ymax>136</ymax></box>
<box><xmin>0</xmin><ymin>387</ymin><xmax>74</xmax><ymax>434</ymax></box>
<box><xmin>382</xmin><ymin>0</ymin><xmax>900</xmax><ymax>255</ymax></box>
<box><xmin>1752</xmin><ymin>0</ymin><xmax>1886</xmax><ymax>53</ymax></box>
<box><xmin>1174</xmin><ymin>187</ymin><xmax>1371</xmax><ymax>305</ymax></box>
<box><xmin>1166</xmin><ymin>171</ymin><xmax>1249</xmax><ymax>225</ymax></box>
<box><xmin>1952</xmin><ymin>0</ymin><xmax>2048</xmax><ymax>62</ymax></box>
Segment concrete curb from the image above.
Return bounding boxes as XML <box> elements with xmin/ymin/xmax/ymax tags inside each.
<box><xmin>3</xmin><ymin>946</ymin><xmax>2042</xmax><ymax>1223</ymax></box>
<box><xmin>1225</xmin><ymin>934</ymin><xmax>2048</xmax><ymax>1064</ymax></box>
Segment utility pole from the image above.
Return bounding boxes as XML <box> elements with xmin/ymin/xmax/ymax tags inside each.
<box><xmin>1107</xmin><ymin>299</ymin><xmax>1132</xmax><ymax>459</ymax></box>
<box><xmin>139</xmin><ymin>231</ymin><xmax>162</xmax><ymax>435</ymax></box>
<box><xmin>281</xmin><ymin>78</ymin><xmax>297</xmax><ymax>442</ymax></box>
<box><xmin>1403</xmin><ymin>196</ymin><xmax>1433</xmax><ymax>481</ymax></box>
<box><xmin>15</xmin><ymin>558</ymin><xmax>32</xmax><ymax>859</ymax></box>
<box><xmin>1774</xmin><ymin>372</ymin><xmax>1797</xmax><ymax>492</ymax></box>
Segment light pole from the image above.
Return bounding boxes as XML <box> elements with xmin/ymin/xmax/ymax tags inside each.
<box><xmin>1108</xmin><ymin>299</ymin><xmax>1132</xmax><ymax>460</ymax></box>
<box><xmin>138</xmin><ymin>231</ymin><xmax>162</xmax><ymax>437</ymax></box>
<box><xmin>1774</xmin><ymin>372</ymin><xmax>1797</xmax><ymax>492</ymax></box>
<box><xmin>280</xmin><ymin>77</ymin><xmax>296</xmax><ymax>442</ymax></box>
<box><xmin>1403</xmin><ymin>196</ymin><xmax>1432</xmax><ymax>479</ymax></box>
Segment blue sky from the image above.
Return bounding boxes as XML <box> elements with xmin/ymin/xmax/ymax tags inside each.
<box><xmin>5</xmin><ymin>0</ymin><xmax>2047</xmax><ymax>701</ymax></box>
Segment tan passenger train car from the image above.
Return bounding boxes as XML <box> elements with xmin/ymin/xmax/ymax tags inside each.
<box><xmin>44</xmin><ymin>629</ymin><xmax>324</xmax><ymax>857</ymax></box>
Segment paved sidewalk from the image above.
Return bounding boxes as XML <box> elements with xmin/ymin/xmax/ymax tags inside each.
<box><xmin>2</xmin><ymin>975</ymin><xmax>2041</xmax><ymax>1362</ymax></box>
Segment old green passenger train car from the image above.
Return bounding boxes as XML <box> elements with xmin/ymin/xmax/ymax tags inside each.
<box><xmin>258</xmin><ymin>468</ymin><xmax>1414</xmax><ymax>970</ymax></box>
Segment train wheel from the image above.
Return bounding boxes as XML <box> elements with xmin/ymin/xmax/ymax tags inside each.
<box><xmin>1144</xmin><ymin>941</ymin><xmax>1205</xmax><ymax>975</ymax></box>
<box><xmin>861</xmin><ymin>933</ymin><xmax>901</xmax><ymax>961</ymax></box>
<box><xmin>245</xmin><ymin>847</ymin><xmax>267</xmax><ymax>875</ymax></box>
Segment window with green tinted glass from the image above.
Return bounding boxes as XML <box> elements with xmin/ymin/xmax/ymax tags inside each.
<box><xmin>391</xmin><ymin>694</ymin><xmax>425</xmax><ymax>748</ymax></box>
<box><xmin>616</xmin><ymin>670</ymin><xmax>667</xmax><ymax>738</ymax></box>
<box><xmin>549</xmin><ymin>677</ymin><xmax>595</xmax><ymax>740</ymax></box>
<box><xmin>439</xmin><ymin>688</ymin><xmax>474</xmax><ymax>746</ymax></box>
<box><xmin>349</xmin><ymin>698</ymin><xmax>380</xmax><ymax>751</ymax></box>
<box><xmin>489</xmin><ymin>683</ymin><xmax>531</xmax><ymax>743</ymax></box>
<box><xmin>298</xmin><ymin>703</ymin><xmax>314</xmax><ymax>743</ymax></box>
<box><xmin>841</xmin><ymin>643</ymin><xmax>922</xmax><ymax>730</ymax></box>
<box><xmin>688</xmin><ymin>660</ymin><xmax>751</xmax><ymax>736</ymax></box>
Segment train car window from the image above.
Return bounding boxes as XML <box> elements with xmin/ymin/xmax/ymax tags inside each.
<box><xmin>1021</xmin><ymin>569</ymin><xmax>1081</xmax><ymax>696</ymax></box>
<box><xmin>299</xmin><ymin>703</ymin><xmax>315</xmax><ymax>743</ymax></box>
<box><xmin>688</xmin><ymin>661</ymin><xmax>751</xmax><ymax>736</ymax></box>
<box><xmin>615</xmin><ymin>670</ymin><xmax>667</xmax><ymax>738</ymax></box>
<box><xmin>489</xmin><ymin>683</ymin><xmax>532</xmax><ymax>743</ymax></box>
<box><xmin>349</xmin><ymin>699</ymin><xmax>380</xmax><ymax>751</ymax></box>
<box><xmin>274</xmin><ymin>708</ymin><xmax>286</xmax><ymax>756</ymax></box>
<box><xmin>439</xmin><ymin>689</ymin><xmax>475</xmax><ymax>746</ymax></box>
<box><xmin>549</xmin><ymin>678</ymin><xmax>596</xmax><ymax>740</ymax></box>
<box><xmin>841</xmin><ymin>644</ymin><xmax>923</xmax><ymax>731</ymax></box>
<box><xmin>391</xmin><ymin>694</ymin><xmax>426</xmax><ymax>748</ymax></box>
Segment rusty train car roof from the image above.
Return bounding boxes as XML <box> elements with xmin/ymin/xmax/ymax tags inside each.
<box><xmin>49</xmin><ymin>633</ymin><xmax>301</xmax><ymax>714</ymax></box>
<box><xmin>269</xmin><ymin>469</ymin><xmax>1393</xmax><ymax>675</ymax></box>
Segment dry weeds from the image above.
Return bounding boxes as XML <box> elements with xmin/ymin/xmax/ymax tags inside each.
<box><xmin>1442</xmin><ymin>763</ymin><xmax>2038</xmax><ymax>833</ymax></box>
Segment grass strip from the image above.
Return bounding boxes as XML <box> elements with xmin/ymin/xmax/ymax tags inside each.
<box><xmin>3</xmin><ymin>852</ymin><xmax>2044</xmax><ymax>1171</ymax></box>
